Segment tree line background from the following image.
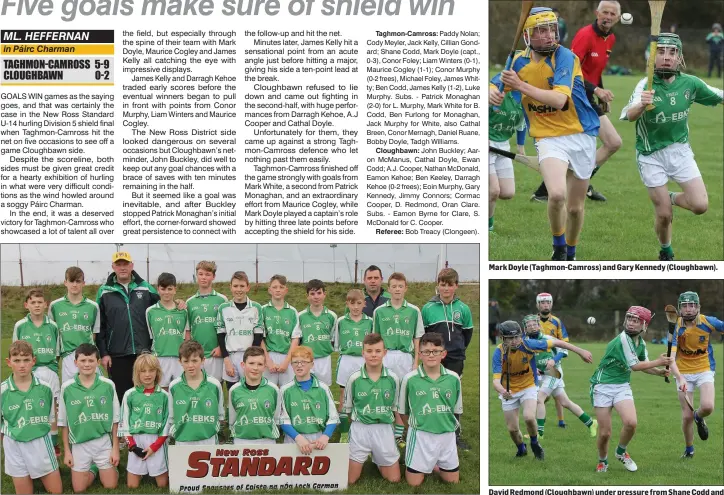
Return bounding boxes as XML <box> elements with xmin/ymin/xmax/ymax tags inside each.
<box><xmin>489</xmin><ymin>279</ymin><xmax>724</xmax><ymax>341</ymax></box>
<box><xmin>490</xmin><ymin>0</ymin><xmax>724</xmax><ymax>73</ymax></box>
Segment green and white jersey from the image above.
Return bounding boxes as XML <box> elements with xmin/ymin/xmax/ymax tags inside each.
<box><xmin>12</xmin><ymin>315</ymin><xmax>60</xmax><ymax>372</ymax></box>
<box><xmin>489</xmin><ymin>91</ymin><xmax>526</xmax><ymax>142</ymax></box>
<box><xmin>620</xmin><ymin>74</ymin><xmax>724</xmax><ymax>155</ymax></box>
<box><xmin>334</xmin><ymin>314</ymin><xmax>373</xmax><ymax>356</ymax></box>
<box><xmin>529</xmin><ymin>333</ymin><xmax>566</xmax><ymax>378</ymax></box>
<box><xmin>48</xmin><ymin>296</ymin><xmax>100</xmax><ymax>358</ymax></box>
<box><xmin>0</xmin><ymin>374</ymin><xmax>56</xmax><ymax>442</ymax></box>
<box><xmin>186</xmin><ymin>291</ymin><xmax>228</xmax><ymax>357</ymax></box>
<box><xmin>58</xmin><ymin>374</ymin><xmax>120</xmax><ymax>445</ymax></box>
<box><xmin>372</xmin><ymin>300</ymin><xmax>425</xmax><ymax>354</ymax></box>
<box><xmin>590</xmin><ymin>331</ymin><xmax>648</xmax><ymax>386</ymax></box>
<box><xmin>298</xmin><ymin>307</ymin><xmax>337</xmax><ymax>358</ymax></box>
<box><xmin>118</xmin><ymin>385</ymin><xmax>173</xmax><ymax>437</ymax></box>
<box><xmin>262</xmin><ymin>302</ymin><xmax>302</xmax><ymax>354</ymax></box>
<box><xmin>342</xmin><ymin>366</ymin><xmax>399</xmax><ymax>424</ymax></box>
<box><xmin>228</xmin><ymin>378</ymin><xmax>281</xmax><ymax>440</ymax></box>
<box><xmin>397</xmin><ymin>365</ymin><xmax>462</xmax><ymax>434</ymax></box>
<box><xmin>146</xmin><ymin>303</ymin><xmax>189</xmax><ymax>358</ymax></box>
<box><xmin>216</xmin><ymin>298</ymin><xmax>265</xmax><ymax>353</ymax></box>
<box><xmin>279</xmin><ymin>374</ymin><xmax>339</xmax><ymax>435</ymax></box>
<box><xmin>168</xmin><ymin>371</ymin><xmax>224</xmax><ymax>442</ymax></box>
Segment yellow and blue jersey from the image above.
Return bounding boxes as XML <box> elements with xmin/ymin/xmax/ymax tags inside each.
<box><xmin>492</xmin><ymin>338</ymin><xmax>554</xmax><ymax>394</ymax></box>
<box><xmin>540</xmin><ymin>314</ymin><xmax>569</xmax><ymax>342</ymax></box>
<box><xmin>672</xmin><ymin>314</ymin><xmax>724</xmax><ymax>374</ymax></box>
<box><xmin>496</xmin><ymin>46</ymin><xmax>599</xmax><ymax>139</ymax></box>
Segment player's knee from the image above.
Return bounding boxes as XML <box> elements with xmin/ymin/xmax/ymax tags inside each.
<box><xmin>700</xmin><ymin>403</ymin><xmax>714</xmax><ymax>416</ymax></box>
<box><xmin>489</xmin><ymin>185</ymin><xmax>500</xmax><ymax>202</ymax></box>
<box><xmin>690</xmin><ymin>202</ymin><xmax>708</xmax><ymax>215</ymax></box>
<box><xmin>156</xmin><ymin>477</ymin><xmax>169</xmax><ymax>488</ymax></box>
<box><xmin>656</xmin><ymin>211</ymin><xmax>673</xmax><ymax>225</ymax></box>
<box><xmin>548</xmin><ymin>190</ymin><xmax>566</xmax><ymax>203</ymax></box>
<box><xmin>102</xmin><ymin>479</ymin><xmax>118</xmax><ymax>489</ymax></box>
<box><xmin>127</xmin><ymin>479</ymin><xmax>141</xmax><ymax>489</ymax></box>
<box><xmin>622</xmin><ymin>418</ymin><xmax>637</xmax><ymax>430</ymax></box>
<box><xmin>384</xmin><ymin>472</ymin><xmax>402</xmax><ymax>483</ymax></box>
<box><xmin>499</xmin><ymin>190</ymin><xmax>515</xmax><ymax>201</ymax></box>
<box><xmin>605</xmin><ymin>134</ymin><xmax>622</xmax><ymax>153</ymax></box>
<box><xmin>567</xmin><ymin>203</ymin><xmax>584</xmax><ymax>217</ymax></box>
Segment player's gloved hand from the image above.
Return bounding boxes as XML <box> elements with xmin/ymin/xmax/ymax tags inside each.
<box><xmin>131</xmin><ymin>446</ymin><xmax>146</xmax><ymax>458</ymax></box>
<box><xmin>489</xmin><ymin>86</ymin><xmax>504</xmax><ymax>107</ymax></box>
<box><xmin>640</xmin><ymin>89</ymin><xmax>655</xmax><ymax>107</ymax></box>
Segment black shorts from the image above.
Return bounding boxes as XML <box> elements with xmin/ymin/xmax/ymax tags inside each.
<box><xmin>441</xmin><ymin>358</ymin><xmax>464</xmax><ymax>377</ymax></box>
<box><xmin>587</xmin><ymin>92</ymin><xmax>606</xmax><ymax>117</ymax></box>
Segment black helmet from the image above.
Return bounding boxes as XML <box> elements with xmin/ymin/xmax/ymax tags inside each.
<box><xmin>499</xmin><ymin>320</ymin><xmax>523</xmax><ymax>338</ymax></box>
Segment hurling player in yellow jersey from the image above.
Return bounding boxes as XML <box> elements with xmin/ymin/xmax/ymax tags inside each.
<box><xmin>492</xmin><ymin>321</ymin><xmax>593</xmax><ymax>460</ymax></box>
<box><xmin>671</xmin><ymin>291</ymin><xmax>724</xmax><ymax>458</ymax></box>
<box><xmin>536</xmin><ymin>292</ymin><xmax>570</xmax><ymax>427</ymax></box>
<box><xmin>492</xmin><ymin>7</ymin><xmax>600</xmax><ymax>261</ymax></box>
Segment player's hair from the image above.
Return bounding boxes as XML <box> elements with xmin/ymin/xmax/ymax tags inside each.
<box><xmin>8</xmin><ymin>340</ymin><xmax>34</xmax><ymax>358</ymax></box>
<box><xmin>388</xmin><ymin>272</ymin><xmax>407</xmax><ymax>285</ymax></box>
<box><xmin>75</xmin><ymin>343</ymin><xmax>100</xmax><ymax>360</ymax></box>
<box><xmin>437</xmin><ymin>268</ymin><xmax>459</xmax><ymax>285</ymax></box>
<box><xmin>290</xmin><ymin>345</ymin><xmax>314</xmax><ymax>362</ymax></box>
<box><xmin>243</xmin><ymin>346</ymin><xmax>266</xmax><ymax>362</ymax></box>
<box><xmin>196</xmin><ymin>260</ymin><xmax>217</xmax><ymax>275</ymax></box>
<box><xmin>133</xmin><ymin>353</ymin><xmax>162</xmax><ymax>387</ymax></box>
<box><xmin>231</xmin><ymin>271</ymin><xmax>249</xmax><ymax>285</ymax></box>
<box><xmin>346</xmin><ymin>289</ymin><xmax>364</xmax><ymax>303</ymax></box>
<box><xmin>270</xmin><ymin>274</ymin><xmax>287</xmax><ymax>285</ymax></box>
<box><xmin>364</xmin><ymin>265</ymin><xmax>383</xmax><ymax>278</ymax></box>
<box><xmin>64</xmin><ymin>266</ymin><xmax>85</xmax><ymax>283</ymax></box>
<box><xmin>597</xmin><ymin>0</ymin><xmax>620</xmax><ymax>15</ymax></box>
<box><xmin>305</xmin><ymin>279</ymin><xmax>325</xmax><ymax>294</ymax></box>
<box><xmin>363</xmin><ymin>333</ymin><xmax>384</xmax><ymax>347</ymax></box>
<box><xmin>157</xmin><ymin>272</ymin><xmax>177</xmax><ymax>288</ymax></box>
<box><xmin>179</xmin><ymin>340</ymin><xmax>205</xmax><ymax>360</ymax></box>
<box><xmin>419</xmin><ymin>332</ymin><xmax>444</xmax><ymax>348</ymax></box>
<box><xmin>24</xmin><ymin>288</ymin><xmax>45</xmax><ymax>302</ymax></box>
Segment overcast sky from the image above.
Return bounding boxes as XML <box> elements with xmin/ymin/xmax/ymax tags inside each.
<box><xmin>1</xmin><ymin>244</ymin><xmax>480</xmax><ymax>286</ymax></box>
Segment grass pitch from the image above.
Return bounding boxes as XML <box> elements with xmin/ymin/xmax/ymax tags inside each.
<box><xmin>0</xmin><ymin>282</ymin><xmax>480</xmax><ymax>494</ymax></box>
<box><xmin>489</xmin><ymin>75</ymin><xmax>724</xmax><ymax>261</ymax></box>
<box><xmin>488</xmin><ymin>342</ymin><xmax>724</xmax><ymax>485</ymax></box>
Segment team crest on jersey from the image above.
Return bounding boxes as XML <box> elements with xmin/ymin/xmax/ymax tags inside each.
<box><xmin>384</xmin><ymin>390</ymin><xmax>391</xmax><ymax>400</ymax></box>
<box><xmin>453</xmin><ymin>311</ymin><xmax>461</xmax><ymax>322</ymax></box>
<box><xmin>699</xmin><ymin>336</ymin><xmax>706</xmax><ymax>343</ymax></box>
<box><xmin>264</xmin><ymin>400</ymin><xmax>271</xmax><ymax>409</ymax></box>
<box><xmin>46</xmin><ymin>335</ymin><xmax>52</xmax><ymax>342</ymax></box>
<box><xmin>157</xmin><ymin>408</ymin><xmax>162</xmax><ymax>415</ymax></box>
<box><xmin>100</xmin><ymin>396</ymin><xmax>107</xmax><ymax>405</ymax></box>
<box><xmin>137</xmin><ymin>293</ymin><xmax>143</xmax><ymax>299</ymax></box>
<box><xmin>315</xmin><ymin>402</ymin><xmax>321</xmax><ymax>410</ymax></box>
<box><xmin>445</xmin><ymin>390</ymin><xmax>452</xmax><ymax>399</ymax></box>
<box><xmin>84</xmin><ymin>313</ymin><xmax>89</xmax><ymax>320</ymax></box>
<box><xmin>39</xmin><ymin>399</ymin><xmax>45</xmax><ymax>408</ymax></box>
<box><xmin>684</xmin><ymin>89</ymin><xmax>691</xmax><ymax>100</ymax></box>
<box><xmin>522</xmin><ymin>357</ymin><xmax>528</xmax><ymax>364</ymax></box>
<box><xmin>213</xmin><ymin>305</ymin><xmax>219</xmax><ymax>311</ymax></box>
<box><xmin>205</xmin><ymin>399</ymin><xmax>212</xmax><ymax>408</ymax></box>
<box><xmin>284</xmin><ymin>319</ymin><xmax>290</xmax><ymax>325</ymax></box>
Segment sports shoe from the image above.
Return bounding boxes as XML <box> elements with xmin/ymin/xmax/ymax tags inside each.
<box><xmin>615</xmin><ymin>452</ymin><xmax>638</xmax><ymax>472</ymax></box>
<box><xmin>531</xmin><ymin>194</ymin><xmax>549</xmax><ymax>202</ymax></box>
<box><xmin>589</xmin><ymin>419</ymin><xmax>598</xmax><ymax>438</ymax></box>
<box><xmin>694</xmin><ymin>413</ymin><xmax>709</xmax><ymax>441</ymax></box>
<box><xmin>456</xmin><ymin>436</ymin><xmax>471</xmax><ymax>451</ymax></box>
<box><xmin>396</xmin><ymin>436</ymin><xmax>406</xmax><ymax>449</ymax></box>
<box><xmin>680</xmin><ymin>451</ymin><xmax>695</xmax><ymax>459</ymax></box>
<box><xmin>515</xmin><ymin>445</ymin><xmax>528</xmax><ymax>457</ymax></box>
<box><xmin>558</xmin><ymin>422</ymin><xmax>568</xmax><ymax>429</ymax></box>
<box><xmin>531</xmin><ymin>442</ymin><xmax>545</xmax><ymax>460</ymax></box>
<box><xmin>596</xmin><ymin>462</ymin><xmax>608</xmax><ymax>472</ymax></box>
<box><xmin>586</xmin><ymin>185</ymin><xmax>607</xmax><ymax>201</ymax></box>
<box><xmin>659</xmin><ymin>250</ymin><xmax>674</xmax><ymax>261</ymax></box>
<box><xmin>551</xmin><ymin>246</ymin><xmax>567</xmax><ymax>261</ymax></box>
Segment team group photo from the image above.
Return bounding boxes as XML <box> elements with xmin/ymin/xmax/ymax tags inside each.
<box><xmin>489</xmin><ymin>1</ymin><xmax>724</xmax><ymax>260</ymax></box>
<box><xmin>0</xmin><ymin>244</ymin><xmax>480</xmax><ymax>494</ymax></box>
<box><xmin>488</xmin><ymin>279</ymin><xmax>723</xmax><ymax>485</ymax></box>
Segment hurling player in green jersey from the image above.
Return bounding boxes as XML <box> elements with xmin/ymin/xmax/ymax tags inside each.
<box><xmin>297</xmin><ymin>280</ymin><xmax>337</xmax><ymax>386</ymax></box>
<box><xmin>621</xmin><ymin>33</ymin><xmax>724</xmax><ymax>261</ymax></box>
<box><xmin>1</xmin><ymin>341</ymin><xmax>62</xmax><ymax>495</ymax></box>
<box><xmin>261</xmin><ymin>275</ymin><xmax>302</xmax><ymax>387</ymax></box>
<box><xmin>48</xmin><ymin>266</ymin><xmax>100</xmax><ymax>384</ymax></box>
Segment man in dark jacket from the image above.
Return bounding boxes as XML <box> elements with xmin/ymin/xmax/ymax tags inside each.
<box><xmin>96</xmin><ymin>251</ymin><xmax>159</xmax><ymax>399</ymax></box>
<box><xmin>362</xmin><ymin>265</ymin><xmax>391</xmax><ymax>317</ymax></box>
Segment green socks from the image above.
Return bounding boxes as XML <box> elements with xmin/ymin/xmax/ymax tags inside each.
<box><xmin>616</xmin><ymin>445</ymin><xmax>627</xmax><ymax>456</ymax></box>
<box><xmin>489</xmin><ymin>216</ymin><xmax>494</xmax><ymax>231</ymax></box>
<box><xmin>339</xmin><ymin>414</ymin><xmax>350</xmax><ymax>434</ymax></box>
<box><xmin>579</xmin><ymin>412</ymin><xmax>593</xmax><ymax>427</ymax></box>
<box><xmin>51</xmin><ymin>431</ymin><xmax>58</xmax><ymax>446</ymax></box>
<box><xmin>394</xmin><ymin>424</ymin><xmax>404</xmax><ymax>439</ymax></box>
<box><xmin>536</xmin><ymin>418</ymin><xmax>545</xmax><ymax>436</ymax></box>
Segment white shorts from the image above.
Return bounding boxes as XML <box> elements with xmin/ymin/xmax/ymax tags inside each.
<box><xmin>336</xmin><ymin>355</ymin><xmax>365</xmax><ymax>387</ymax></box>
<box><xmin>535</xmin><ymin>133</ymin><xmax>597</xmax><ymax>179</ymax></box>
<box><xmin>3</xmin><ymin>434</ymin><xmax>58</xmax><ymax>479</ymax></box>
<box><xmin>591</xmin><ymin>383</ymin><xmax>634</xmax><ymax>408</ymax></box>
<box><xmin>637</xmin><ymin>143</ymin><xmax>700</xmax><ymax>188</ymax></box>
<box><xmin>489</xmin><ymin>139</ymin><xmax>515</xmax><ymax>179</ymax></box>
<box><xmin>383</xmin><ymin>351</ymin><xmax>414</xmax><ymax>383</ymax></box>
<box><xmin>284</xmin><ymin>431</ymin><xmax>324</xmax><ymax>444</ymax></box>
<box><xmin>34</xmin><ymin>366</ymin><xmax>60</xmax><ymax>401</ymax></box>
<box><xmin>499</xmin><ymin>386</ymin><xmax>538</xmax><ymax>411</ymax></box>
<box><xmin>222</xmin><ymin>351</ymin><xmax>245</xmax><ymax>383</ymax></box>
<box><xmin>679</xmin><ymin>371</ymin><xmax>715</xmax><ymax>392</ymax></box>
<box><xmin>158</xmin><ymin>357</ymin><xmax>183</xmax><ymax>388</ymax></box>
<box><xmin>312</xmin><ymin>355</ymin><xmax>332</xmax><ymax>386</ymax></box>
<box><xmin>263</xmin><ymin>351</ymin><xmax>295</xmax><ymax>387</ymax></box>
<box><xmin>232</xmin><ymin>438</ymin><xmax>277</xmax><ymax>445</ymax></box>
<box><xmin>349</xmin><ymin>422</ymin><xmax>399</xmax><ymax>466</ymax></box>
<box><xmin>126</xmin><ymin>433</ymin><xmax>168</xmax><ymax>477</ymax></box>
<box><xmin>204</xmin><ymin>357</ymin><xmax>223</xmax><ymax>383</ymax></box>
<box><xmin>175</xmin><ymin>435</ymin><xmax>217</xmax><ymax>446</ymax></box>
<box><xmin>405</xmin><ymin>429</ymin><xmax>458</xmax><ymax>473</ymax></box>
<box><xmin>538</xmin><ymin>375</ymin><xmax>566</xmax><ymax>398</ymax></box>
<box><xmin>71</xmin><ymin>435</ymin><xmax>113</xmax><ymax>472</ymax></box>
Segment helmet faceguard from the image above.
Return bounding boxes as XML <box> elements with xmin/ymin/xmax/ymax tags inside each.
<box><xmin>522</xmin><ymin>314</ymin><xmax>541</xmax><ymax>338</ymax></box>
<box><xmin>654</xmin><ymin>33</ymin><xmax>685</xmax><ymax>78</ymax></box>
<box><xmin>678</xmin><ymin>291</ymin><xmax>700</xmax><ymax>322</ymax></box>
<box><xmin>624</xmin><ymin>306</ymin><xmax>652</xmax><ymax>337</ymax></box>
<box><xmin>499</xmin><ymin>320</ymin><xmax>523</xmax><ymax>351</ymax></box>
<box><xmin>523</xmin><ymin>8</ymin><xmax>560</xmax><ymax>56</ymax></box>
<box><xmin>536</xmin><ymin>292</ymin><xmax>553</xmax><ymax>317</ymax></box>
